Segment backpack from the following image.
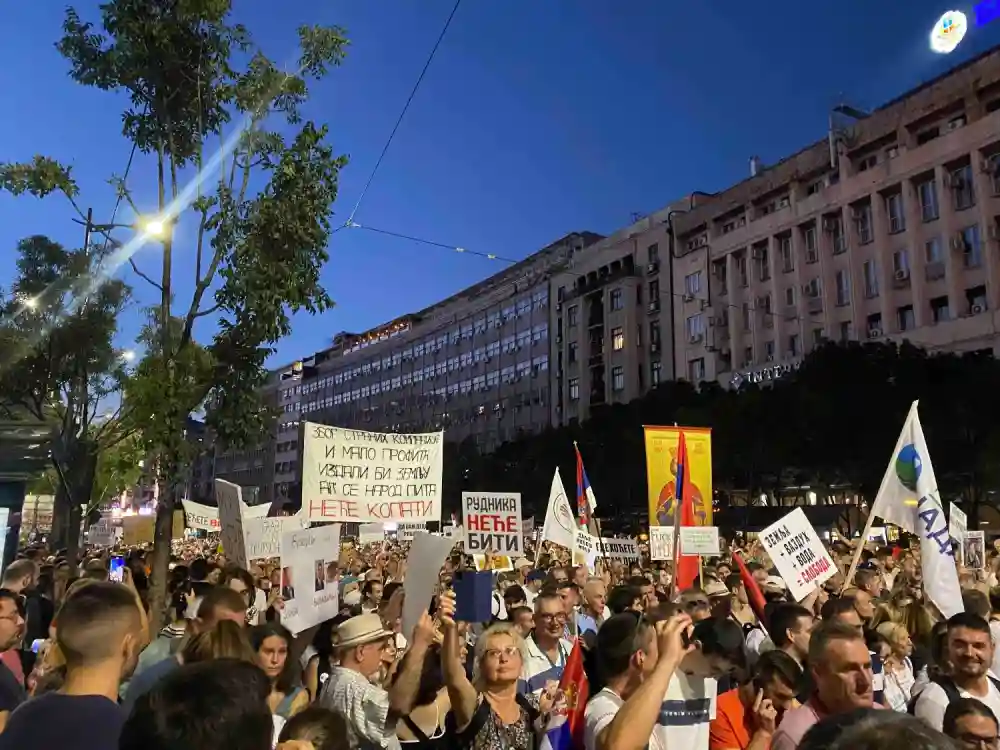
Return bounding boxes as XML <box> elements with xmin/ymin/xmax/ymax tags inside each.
<box><xmin>908</xmin><ymin>674</ymin><xmax>1000</xmax><ymax>715</ymax></box>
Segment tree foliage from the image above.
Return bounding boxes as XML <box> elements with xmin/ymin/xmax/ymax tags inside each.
<box><xmin>0</xmin><ymin>0</ymin><xmax>350</xmax><ymax>628</ymax></box>
<box><xmin>440</xmin><ymin>342</ymin><xmax>1000</xmax><ymax>525</ymax></box>
<box><xmin>0</xmin><ymin>236</ymin><xmax>132</xmax><ymax>554</ymax></box>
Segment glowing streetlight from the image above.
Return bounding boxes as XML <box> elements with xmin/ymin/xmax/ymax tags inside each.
<box><xmin>930</xmin><ymin>10</ymin><xmax>969</xmax><ymax>54</ymax></box>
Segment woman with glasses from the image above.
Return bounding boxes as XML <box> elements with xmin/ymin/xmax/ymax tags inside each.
<box><xmin>944</xmin><ymin>698</ymin><xmax>1000</xmax><ymax>750</ymax></box>
<box><xmin>438</xmin><ymin>592</ymin><xmax>558</xmax><ymax>750</ymax></box>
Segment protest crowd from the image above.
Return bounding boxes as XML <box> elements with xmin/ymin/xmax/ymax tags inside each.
<box><xmin>0</xmin><ymin>412</ymin><xmax>995</xmax><ymax>750</ymax></box>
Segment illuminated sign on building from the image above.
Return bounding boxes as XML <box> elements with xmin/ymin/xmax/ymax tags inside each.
<box><xmin>730</xmin><ymin>361</ymin><xmax>801</xmax><ymax>390</ymax></box>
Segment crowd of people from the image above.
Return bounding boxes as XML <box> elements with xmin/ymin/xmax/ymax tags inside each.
<box><xmin>0</xmin><ymin>531</ymin><xmax>995</xmax><ymax>750</ymax></box>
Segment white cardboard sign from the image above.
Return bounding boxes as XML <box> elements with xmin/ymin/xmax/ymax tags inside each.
<box><xmin>461</xmin><ymin>492</ymin><xmax>523</xmax><ymax>555</ymax></box>
<box><xmin>679</xmin><ymin>526</ymin><xmax>720</xmax><ymax>556</ymax></box>
<box><xmin>649</xmin><ymin>526</ymin><xmax>674</xmax><ymax>561</ymax></box>
<box><xmin>758</xmin><ymin>508</ymin><xmax>836</xmax><ymax>602</ymax></box>
<box><xmin>279</xmin><ymin>523</ymin><xmax>341</xmax><ymax>635</ymax></box>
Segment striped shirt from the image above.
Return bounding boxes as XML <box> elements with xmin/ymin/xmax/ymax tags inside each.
<box><xmin>521</xmin><ymin>635</ymin><xmax>573</xmax><ymax>693</ymax></box>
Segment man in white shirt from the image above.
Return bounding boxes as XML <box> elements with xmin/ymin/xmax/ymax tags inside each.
<box><xmin>584</xmin><ymin>613</ymin><xmax>737</xmax><ymax>750</ymax></box>
<box><xmin>319</xmin><ymin>612</ymin><xmax>434</xmax><ymax>749</ymax></box>
<box><xmin>523</xmin><ymin>591</ymin><xmax>574</xmax><ymax>693</ymax></box>
<box><xmin>914</xmin><ymin>612</ymin><xmax>1000</xmax><ymax>730</ymax></box>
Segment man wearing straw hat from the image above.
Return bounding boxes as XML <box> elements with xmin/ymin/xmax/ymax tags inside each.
<box><xmin>319</xmin><ymin>611</ymin><xmax>437</xmax><ymax>750</ymax></box>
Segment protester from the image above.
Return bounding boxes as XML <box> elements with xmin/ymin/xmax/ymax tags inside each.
<box><xmin>0</xmin><ymin>590</ymin><xmax>26</xmax><ymax>732</ymax></box>
<box><xmin>251</xmin><ymin>622</ymin><xmax>310</xmax><ymax>719</ymax></box>
<box><xmin>0</xmin><ymin>582</ymin><xmax>145</xmax><ymax>749</ymax></box>
<box><xmin>710</xmin><ymin>650</ymin><xmax>802</xmax><ymax>750</ymax></box>
<box><xmin>911</xmin><ymin>612</ymin><xmax>1000</xmax><ymax>730</ymax></box>
<box><xmin>523</xmin><ymin>590</ymin><xmax>574</xmax><ymax>691</ymax></box>
<box><xmin>942</xmin><ymin>697</ymin><xmax>1000</xmax><ymax>750</ymax></box>
<box><xmin>771</xmin><ymin>621</ymin><xmax>878</xmax><ymax>750</ymax></box>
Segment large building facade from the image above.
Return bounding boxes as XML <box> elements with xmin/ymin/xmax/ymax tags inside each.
<box><xmin>671</xmin><ymin>47</ymin><xmax>1000</xmax><ymax>388</ymax></box>
<box><xmin>298</xmin><ymin>232</ymin><xmax>601</xmax><ymax>452</ymax></box>
<box><xmin>549</xmin><ymin>197</ymin><xmax>712</xmax><ymax>425</ymax></box>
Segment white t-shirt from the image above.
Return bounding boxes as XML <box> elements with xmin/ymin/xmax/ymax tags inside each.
<box><xmin>914</xmin><ymin>678</ymin><xmax>1000</xmax><ymax>731</ymax></box>
<box><xmin>990</xmin><ymin>621</ymin><xmax>1000</xmax><ymax>678</ymax></box>
<box><xmin>582</xmin><ymin>674</ymin><xmax>716</xmax><ymax>750</ymax></box>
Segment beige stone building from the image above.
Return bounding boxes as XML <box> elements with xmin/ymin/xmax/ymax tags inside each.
<box><xmin>672</xmin><ymin>46</ymin><xmax>1000</xmax><ymax>388</ymax></box>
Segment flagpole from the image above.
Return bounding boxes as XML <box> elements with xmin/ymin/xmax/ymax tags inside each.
<box><xmin>843</xmin><ymin>400</ymin><xmax>920</xmax><ymax>591</ymax></box>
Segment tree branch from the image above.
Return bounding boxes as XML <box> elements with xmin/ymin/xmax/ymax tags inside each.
<box><xmin>192</xmin><ymin>302</ymin><xmax>222</xmax><ymax>319</ymax></box>
<box><xmin>128</xmin><ymin>257</ymin><xmax>164</xmax><ymax>292</ymax></box>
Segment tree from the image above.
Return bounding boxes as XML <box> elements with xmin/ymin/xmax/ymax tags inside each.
<box><xmin>2</xmin><ymin>1</ymin><xmax>349</xmax><ymax>629</ymax></box>
<box><xmin>0</xmin><ymin>236</ymin><xmax>131</xmax><ymax>560</ymax></box>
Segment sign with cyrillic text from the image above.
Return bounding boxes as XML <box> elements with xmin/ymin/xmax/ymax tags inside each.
<box><xmin>599</xmin><ymin>537</ymin><xmax>640</xmax><ymax>564</ymax></box>
<box><xmin>649</xmin><ymin>527</ymin><xmax>674</xmax><ymax>561</ymax></box>
<box><xmin>245</xmin><ymin>515</ymin><xmax>308</xmax><ymax>561</ymax></box>
<box><xmin>397</xmin><ymin>522</ymin><xmax>426</xmax><ymax>542</ymax></box>
<box><xmin>461</xmin><ymin>492</ymin><xmax>523</xmax><ymax>555</ymax></box>
<box><xmin>279</xmin><ymin>523</ymin><xmax>341</xmax><ymax>635</ymax></box>
<box><xmin>679</xmin><ymin>526</ymin><xmax>720</xmax><ymax>556</ymax></box>
<box><xmin>758</xmin><ymin>508</ymin><xmax>835</xmax><ymax>602</ymax></box>
<box><xmin>301</xmin><ymin>423</ymin><xmax>443</xmax><ymax>523</ymax></box>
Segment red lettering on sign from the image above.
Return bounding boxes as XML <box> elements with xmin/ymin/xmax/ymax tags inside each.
<box><xmin>308</xmin><ymin>498</ymin><xmax>358</xmax><ymax>520</ymax></box>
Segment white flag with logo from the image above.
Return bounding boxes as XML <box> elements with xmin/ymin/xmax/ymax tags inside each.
<box><xmin>541</xmin><ymin>468</ymin><xmax>576</xmax><ymax>550</ymax></box>
<box><xmin>870</xmin><ymin>400</ymin><xmax>963</xmax><ymax>618</ymax></box>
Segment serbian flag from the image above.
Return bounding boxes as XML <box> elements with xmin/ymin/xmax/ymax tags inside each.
<box><xmin>673</xmin><ymin>431</ymin><xmax>700</xmax><ymax>591</ymax></box>
<box><xmin>574</xmin><ymin>444</ymin><xmax>596</xmax><ymax>528</ymax></box>
<box><xmin>733</xmin><ymin>550</ymin><xmax>769</xmax><ymax>631</ymax></box>
<box><xmin>540</xmin><ymin>639</ymin><xmax>590</xmax><ymax>750</ymax></box>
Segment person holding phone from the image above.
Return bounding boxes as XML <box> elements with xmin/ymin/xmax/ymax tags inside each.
<box><xmin>710</xmin><ymin>650</ymin><xmax>802</xmax><ymax>750</ymax></box>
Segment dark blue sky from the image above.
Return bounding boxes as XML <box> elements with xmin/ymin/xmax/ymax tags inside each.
<box><xmin>2</xmin><ymin>1</ymin><xmax>997</xmax><ymax>367</ymax></box>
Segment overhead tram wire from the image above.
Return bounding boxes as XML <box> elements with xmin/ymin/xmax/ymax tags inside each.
<box><xmin>341</xmin><ymin>0</ymin><xmax>464</xmax><ymax>229</ymax></box>
<box><xmin>341</xmin><ymin>220</ymin><xmax>825</xmax><ymax>327</ymax></box>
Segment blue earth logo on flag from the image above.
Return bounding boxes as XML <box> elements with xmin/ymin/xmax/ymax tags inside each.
<box><xmin>895</xmin><ymin>444</ymin><xmax>922</xmax><ymax>492</ymax></box>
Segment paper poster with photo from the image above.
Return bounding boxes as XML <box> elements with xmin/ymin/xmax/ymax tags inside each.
<box><xmin>649</xmin><ymin>527</ymin><xmax>674</xmax><ymax>561</ymax></box>
<box><xmin>461</xmin><ymin>492</ymin><xmax>523</xmax><ymax>556</ymax></box>
<box><xmin>758</xmin><ymin>508</ymin><xmax>837</xmax><ymax>602</ymax></box>
<box><xmin>963</xmin><ymin>530</ymin><xmax>985</xmax><ymax>570</ymax></box>
<box><xmin>279</xmin><ymin>523</ymin><xmax>342</xmax><ymax>635</ymax></box>
<box><xmin>89</xmin><ymin>518</ymin><xmax>114</xmax><ymax>548</ymax></box>
<box><xmin>472</xmin><ymin>554</ymin><xmax>514</xmax><ymax>573</ymax></box>
<box><xmin>301</xmin><ymin>423</ymin><xmax>443</xmax><ymax>523</ymax></box>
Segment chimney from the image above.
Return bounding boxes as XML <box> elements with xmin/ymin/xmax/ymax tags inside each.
<box><xmin>749</xmin><ymin>156</ymin><xmax>762</xmax><ymax>177</ymax></box>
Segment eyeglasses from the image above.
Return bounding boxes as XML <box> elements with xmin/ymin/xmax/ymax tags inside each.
<box><xmin>484</xmin><ymin>646</ymin><xmax>521</xmax><ymax>661</ymax></box>
<box><xmin>536</xmin><ymin>612</ymin><xmax>567</xmax><ymax>623</ymax></box>
<box><xmin>957</xmin><ymin>734</ymin><xmax>1000</xmax><ymax>750</ymax></box>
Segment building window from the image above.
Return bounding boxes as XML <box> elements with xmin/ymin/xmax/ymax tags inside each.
<box><xmin>649</xmin><ymin>279</ymin><xmax>660</xmax><ymax>303</ymax></box>
<box><xmin>686</xmin><ymin>314</ymin><xmax>705</xmax><ymax>341</ymax></box>
<box><xmin>835</xmin><ymin>270</ymin><xmax>851</xmax><ymax>306</ymax></box>
<box><xmin>784</xmin><ymin>286</ymin><xmax>795</xmax><ymax>307</ymax></box>
<box><xmin>568</xmin><ymin>305</ymin><xmax>579</xmax><ymax>326</ymax></box>
<box><xmin>755</xmin><ymin>245</ymin><xmax>770</xmax><ymax>282</ymax></box>
<box><xmin>688</xmin><ymin>358</ymin><xmax>705</xmax><ymax>382</ymax></box>
<box><xmin>741</xmin><ymin>303</ymin><xmax>752</xmax><ymax>331</ymax></box>
<box><xmin>612</xmin><ymin>366</ymin><xmax>625</xmax><ymax>392</ymax></box>
<box><xmin>897</xmin><ymin>305</ymin><xmax>915</xmax><ymax>331</ymax></box>
<box><xmin>967</xmin><ymin>285</ymin><xmax>988</xmax><ymax>315</ymax></box>
<box><xmin>951</xmin><ymin>164</ymin><xmax>975</xmax><ymax>211</ymax></box>
<box><xmin>764</xmin><ymin>340</ymin><xmax>775</xmax><ymax>361</ymax></box>
<box><xmin>925</xmin><ymin>237</ymin><xmax>942</xmax><ymax>265</ymax></box>
<box><xmin>930</xmin><ymin>295</ymin><xmax>950</xmax><ymax>323</ymax></box>
<box><xmin>612</xmin><ymin>326</ymin><xmax>625</xmax><ymax>351</ymax></box>
<box><xmin>862</xmin><ymin>260</ymin><xmax>878</xmax><ymax>299</ymax></box>
<box><xmin>779</xmin><ymin>236</ymin><xmax>793</xmax><ymax>272</ymax></box>
<box><xmin>737</xmin><ymin>255</ymin><xmax>748</xmax><ymax>287</ymax></box>
<box><xmin>892</xmin><ymin>249</ymin><xmax>910</xmax><ymax>275</ymax></box>
<box><xmin>569</xmin><ymin>378</ymin><xmax>580</xmax><ymax>400</ymax></box>
<box><xmin>651</xmin><ymin>361</ymin><xmax>661</xmax><ymax>384</ymax></box>
<box><xmin>838</xmin><ymin>321</ymin><xmax>851</xmax><ymax>342</ymax></box>
<box><xmin>803</xmin><ymin>226</ymin><xmax>818</xmax><ymax>261</ymax></box>
<box><xmin>917</xmin><ymin>179</ymin><xmax>939</xmax><ymax>222</ymax></box>
<box><xmin>886</xmin><ymin>193</ymin><xmax>905</xmax><ymax>234</ymax></box>
<box><xmin>649</xmin><ymin>321</ymin><xmax>661</xmax><ymax>348</ymax></box>
<box><xmin>684</xmin><ymin>271</ymin><xmax>702</xmax><ymax>296</ymax></box>
<box><xmin>854</xmin><ymin>204</ymin><xmax>873</xmax><ymax>245</ymax></box>
<box><xmin>568</xmin><ymin>342</ymin><xmax>578</xmax><ymax>363</ymax></box>
<box><xmin>961</xmin><ymin>225</ymin><xmax>982</xmax><ymax>268</ymax></box>
<box><xmin>648</xmin><ymin>243</ymin><xmax>659</xmax><ymax>263</ymax></box>
<box><xmin>610</xmin><ymin>288</ymin><xmax>623</xmax><ymax>310</ymax></box>
<box><xmin>788</xmin><ymin>334</ymin><xmax>800</xmax><ymax>357</ymax></box>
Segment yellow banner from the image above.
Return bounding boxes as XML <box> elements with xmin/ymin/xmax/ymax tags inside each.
<box><xmin>644</xmin><ymin>426</ymin><xmax>713</xmax><ymax>526</ymax></box>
